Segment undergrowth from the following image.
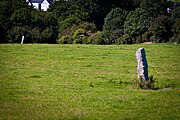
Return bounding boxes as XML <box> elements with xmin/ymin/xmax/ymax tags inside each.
<box><xmin>133</xmin><ymin>75</ymin><xmax>155</xmax><ymax>90</ymax></box>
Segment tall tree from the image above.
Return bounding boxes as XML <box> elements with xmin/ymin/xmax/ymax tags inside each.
<box><xmin>0</xmin><ymin>0</ymin><xmax>28</xmax><ymax>43</ymax></box>
<box><xmin>140</xmin><ymin>0</ymin><xmax>166</xmax><ymax>19</ymax></box>
<box><xmin>124</xmin><ymin>8</ymin><xmax>149</xmax><ymax>37</ymax></box>
<box><xmin>149</xmin><ymin>15</ymin><xmax>173</xmax><ymax>42</ymax></box>
<box><xmin>49</xmin><ymin>0</ymin><xmax>135</xmax><ymax>30</ymax></box>
<box><xmin>171</xmin><ymin>6</ymin><xmax>180</xmax><ymax>21</ymax></box>
<box><xmin>10</xmin><ymin>8</ymin><xmax>31</xmax><ymax>26</ymax></box>
<box><xmin>103</xmin><ymin>7</ymin><xmax>128</xmax><ymax>31</ymax></box>
<box><xmin>0</xmin><ymin>1</ymin><xmax>10</xmax><ymax>43</ymax></box>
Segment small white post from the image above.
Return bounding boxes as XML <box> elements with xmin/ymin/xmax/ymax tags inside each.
<box><xmin>21</xmin><ymin>35</ymin><xmax>24</xmax><ymax>44</ymax></box>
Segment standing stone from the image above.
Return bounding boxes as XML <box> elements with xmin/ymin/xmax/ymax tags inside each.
<box><xmin>135</xmin><ymin>48</ymin><xmax>148</xmax><ymax>81</ymax></box>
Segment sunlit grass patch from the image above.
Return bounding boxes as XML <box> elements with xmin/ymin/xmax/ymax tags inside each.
<box><xmin>0</xmin><ymin>44</ymin><xmax>179</xmax><ymax>119</ymax></box>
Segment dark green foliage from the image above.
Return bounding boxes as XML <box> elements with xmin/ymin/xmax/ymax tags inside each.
<box><xmin>132</xmin><ymin>0</ymin><xmax>143</xmax><ymax>8</ymax></box>
<box><xmin>59</xmin><ymin>15</ymin><xmax>81</xmax><ymax>32</ymax></box>
<box><xmin>141</xmin><ymin>32</ymin><xmax>153</xmax><ymax>42</ymax></box>
<box><xmin>102</xmin><ymin>7</ymin><xmax>130</xmax><ymax>44</ymax></box>
<box><xmin>119</xmin><ymin>34</ymin><xmax>133</xmax><ymax>44</ymax></box>
<box><xmin>149</xmin><ymin>15</ymin><xmax>173</xmax><ymax>43</ymax></box>
<box><xmin>171</xmin><ymin>18</ymin><xmax>180</xmax><ymax>43</ymax></box>
<box><xmin>41</xmin><ymin>27</ymin><xmax>56</xmax><ymax>43</ymax></box>
<box><xmin>172</xmin><ymin>18</ymin><xmax>180</xmax><ymax>35</ymax></box>
<box><xmin>34</xmin><ymin>4</ymin><xmax>58</xmax><ymax>43</ymax></box>
<box><xmin>171</xmin><ymin>35</ymin><xmax>180</xmax><ymax>44</ymax></box>
<box><xmin>7</xmin><ymin>26</ymin><xmax>30</xmax><ymax>43</ymax></box>
<box><xmin>31</xmin><ymin>10</ymin><xmax>58</xmax><ymax>30</ymax></box>
<box><xmin>0</xmin><ymin>25</ymin><xmax>6</xmax><ymax>43</ymax></box>
<box><xmin>30</xmin><ymin>27</ymin><xmax>41</xmax><ymax>43</ymax></box>
<box><xmin>0</xmin><ymin>0</ymin><xmax>179</xmax><ymax>44</ymax></box>
<box><xmin>10</xmin><ymin>8</ymin><xmax>31</xmax><ymax>26</ymax></box>
<box><xmin>0</xmin><ymin>0</ymin><xmax>58</xmax><ymax>43</ymax></box>
<box><xmin>11</xmin><ymin>0</ymin><xmax>28</xmax><ymax>11</ymax></box>
<box><xmin>140</xmin><ymin>0</ymin><xmax>165</xmax><ymax>18</ymax></box>
<box><xmin>49</xmin><ymin>0</ymin><xmax>88</xmax><ymax>22</ymax></box>
<box><xmin>103</xmin><ymin>8</ymin><xmax>128</xmax><ymax>31</ymax></box>
<box><xmin>7</xmin><ymin>10</ymin><xmax>58</xmax><ymax>44</ymax></box>
<box><xmin>124</xmin><ymin>8</ymin><xmax>149</xmax><ymax>41</ymax></box>
<box><xmin>78</xmin><ymin>22</ymin><xmax>97</xmax><ymax>34</ymax></box>
<box><xmin>171</xmin><ymin>6</ymin><xmax>180</xmax><ymax>21</ymax></box>
<box><xmin>49</xmin><ymin>0</ymin><xmax>134</xmax><ymax>30</ymax></box>
<box><xmin>58</xmin><ymin>22</ymin><xmax>97</xmax><ymax>44</ymax></box>
<box><xmin>0</xmin><ymin>1</ymin><xmax>11</xmax><ymax>26</ymax></box>
<box><xmin>76</xmin><ymin>0</ymin><xmax>134</xmax><ymax>30</ymax></box>
<box><xmin>7</xmin><ymin>26</ymin><xmax>56</xmax><ymax>44</ymax></box>
<box><xmin>109</xmin><ymin>29</ymin><xmax>124</xmax><ymax>44</ymax></box>
<box><xmin>0</xmin><ymin>1</ymin><xmax>14</xmax><ymax>42</ymax></box>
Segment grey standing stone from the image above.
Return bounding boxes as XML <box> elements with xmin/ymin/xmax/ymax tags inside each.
<box><xmin>135</xmin><ymin>48</ymin><xmax>148</xmax><ymax>81</ymax></box>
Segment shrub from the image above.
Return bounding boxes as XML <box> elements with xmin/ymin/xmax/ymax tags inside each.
<box><xmin>73</xmin><ymin>28</ymin><xmax>86</xmax><ymax>44</ymax></box>
<box><xmin>8</xmin><ymin>26</ymin><xmax>57</xmax><ymax>44</ymax></box>
<box><xmin>133</xmin><ymin>75</ymin><xmax>155</xmax><ymax>90</ymax></box>
<box><xmin>78</xmin><ymin>22</ymin><xmax>97</xmax><ymax>35</ymax></box>
<box><xmin>109</xmin><ymin>29</ymin><xmax>124</xmax><ymax>44</ymax></box>
<box><xmin>141</xmin><ymin>31</ymin><xmax>153</xmax><ymax>42</ymax></box>
<box><xmin>41</xmin><ymin>27</ymin><xmax>56</xmax><ymax>43</ymax></box>
<box><xmin>58</xmin><ymin>22</ymin><xmax>97</xmax><ymax>44</ymax></box>
<box><xmin>88</xmin><ymin>31</ymin><xmax>104</xmax><ymax>45</ymax></box>
<box><xmin>149</xmin><ymin>36</ymin><xmax>156</xmax><ymax>43</ymax></box>
<box><xmin>30</xmin><ymin>27</ymin><xmax>41</xmax><ymax>43</ymax></box>
<box><xmin>136</xmin><ymin>36</ymin><xmax>142</xmax><ymax>43</ymax></box>
<box><xmin>118</xmin><ymin>34</ymin><xmax>133</xmax><ymax>44</ymax></box>
<box><xmin>58</xmin><ymin>35</ymin><xmax>72</xmax><ymax>44</ymax></box>
<box><xmin>170</xmin><ymin>35</ymin><xmax>180</xmax><ymax>44</ymax></box>
<box><xmin>7</xmin><ymin>26</ymin><xmax>30</xmax><ymax>43</ymax></box>
<box><xmin>58</xmin><ymin>25</ymin><xmax>78</xmax><ymax>40</ymax></box>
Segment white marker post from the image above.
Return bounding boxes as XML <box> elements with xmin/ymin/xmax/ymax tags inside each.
<box><xmin>21</xmin><ymin>35</ymin><xmax>24</xmax><ymax>44</ymax></box>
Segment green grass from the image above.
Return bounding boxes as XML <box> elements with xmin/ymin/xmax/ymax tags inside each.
<box><xmin>0</xmin><ymin>44</ymin><xmax>180</xmax><ymax>120</ymax></box>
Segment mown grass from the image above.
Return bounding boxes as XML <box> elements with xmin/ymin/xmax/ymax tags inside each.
<box><xmin>0</xmin><ymin>44</ymin><xmax>180</xmax><ymax>120</ymax></box>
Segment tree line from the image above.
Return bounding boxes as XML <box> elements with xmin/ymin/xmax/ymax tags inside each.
<box><xmin>0</xmin><ymin>0</ymin><xmax>179</xmax><ymax>44</ymax></box>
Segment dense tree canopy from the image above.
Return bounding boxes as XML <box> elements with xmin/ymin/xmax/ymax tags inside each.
<box><xmin>0</xmin><ymin>0</ymin><xmax>179</xmax><ymax>44</ymax></box>
<box><xmin>149</xmin><ymin>15</ymin><xmax>173</xmax><ymax>42</ymax></box>
<box><xmin>140</xmin><ymin>0</ymin><xmax>166</xmax><ymax>18</ymax></box>
<box><xmin>124</xmin><ymin>8</ymin><xmax>148</xmax><ymax>37</ymax></box>
<box><xmin>103</xmin><ymin>8</ymin><xmax>128</xmax><ymax>31</ymax></box>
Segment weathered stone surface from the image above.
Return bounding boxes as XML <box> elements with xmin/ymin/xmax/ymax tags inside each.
<box><xmin>135</xmin><ymin>48</ymin><xmax>148</xmax><ymax>81</ymax></box>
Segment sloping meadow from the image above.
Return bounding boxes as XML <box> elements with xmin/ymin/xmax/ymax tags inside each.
<box><xmin>0</xmin><ymin>44</ymin><xmax>179</xmax><ymax>119</ymax></box>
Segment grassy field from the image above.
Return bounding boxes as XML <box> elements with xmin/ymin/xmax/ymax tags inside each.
<box><xmin>0</xmin><ymin>44</ymin><xmax>180</xmax><ymax>120</ymax></box>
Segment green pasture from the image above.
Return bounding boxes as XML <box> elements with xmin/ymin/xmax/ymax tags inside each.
<box><xmin>0</xmin><ymin>44</ymin><xmax>180</xmax><ymax>120</ymax></box>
